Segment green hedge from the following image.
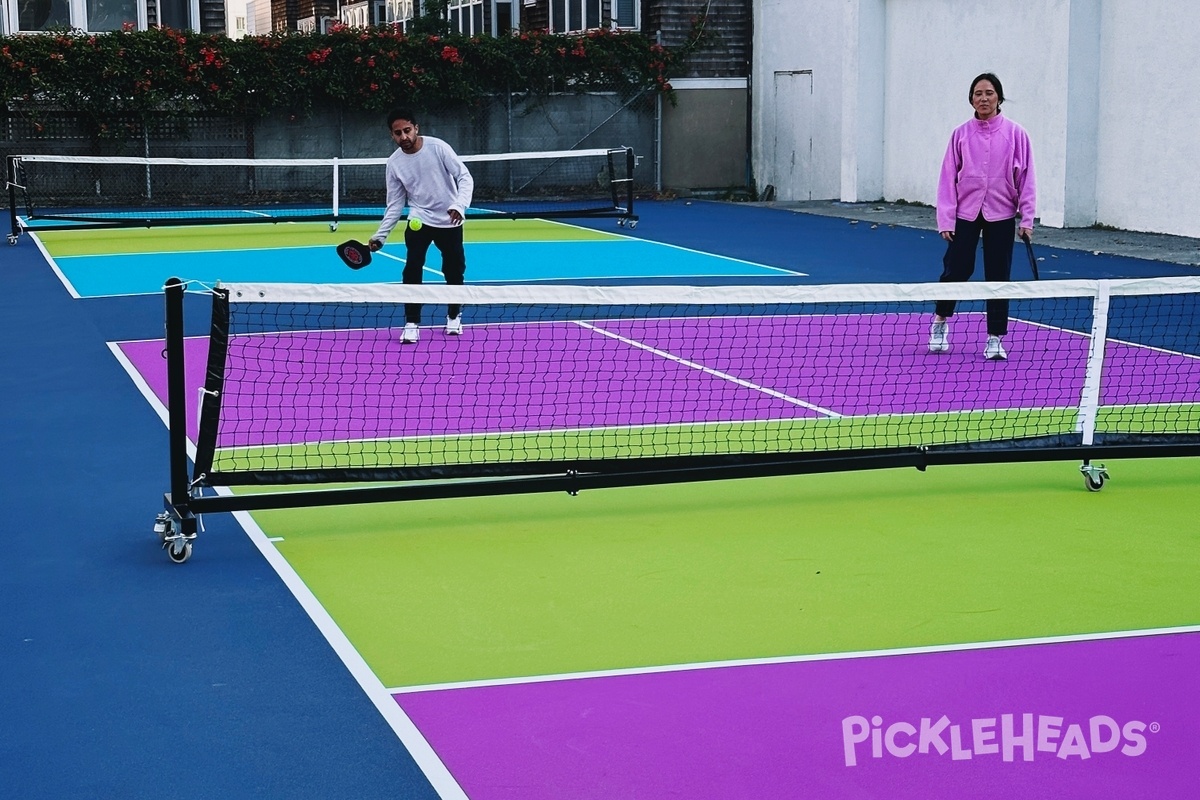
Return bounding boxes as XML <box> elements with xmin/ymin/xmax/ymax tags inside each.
<box><xmin>0</xmin><ymin>26</ymin><xmax>687</xmax><ymax>135</ymax></box>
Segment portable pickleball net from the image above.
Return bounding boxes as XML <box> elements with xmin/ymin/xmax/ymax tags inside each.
<box><xmin>6</xmin><ymin>147</ymin><xmax>638</xmax><ymax>241</ymax></box>
<box><xmin>148</xmin><ymin>276</ymin><xmax>1200</xmax><ymax>562</ymax></box>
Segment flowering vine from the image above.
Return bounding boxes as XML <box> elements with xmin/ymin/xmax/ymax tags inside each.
<box><xmin>0</xmin><ymin>25</ymin><xmax>697</xmax><ymax>138</ymax></box>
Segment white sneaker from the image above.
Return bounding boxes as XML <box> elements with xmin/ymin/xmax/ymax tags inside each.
<box><xmin>928</xmin><ymin>319</ymin><xmax>949</xmax><ymax>353</ymax></box>
<box><xmin>445</xmin><ymin>315</ymin><xmax>463</xmax><ymax>335</ymax></box>
<box><xmin>401</xmin><ymin>323</ymin><xmax>420</xmax><ymax>344</ymax></box>
<box><xmin>984</xmin><ymin>335</ymin><xmax>1007</xmax><ymax>361</ymax></box>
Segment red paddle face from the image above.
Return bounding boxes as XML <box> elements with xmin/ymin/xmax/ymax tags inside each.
<box><xmin>337</xmin><ymin>240</ymin><xmax>372</xmax><ymax>270</ymax></box>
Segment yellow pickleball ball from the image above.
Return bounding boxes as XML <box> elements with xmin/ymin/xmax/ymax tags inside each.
<box><xmin>409</xmin><ymin>217</ymin><xmax>423</xmax><ymax>231</ymax></box>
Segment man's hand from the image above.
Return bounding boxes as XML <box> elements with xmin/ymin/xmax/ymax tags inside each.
<box><xmin>368</xmin><ymin>239</ymin><xmax>383</xmax><ymax>251</ymax></box>
<box><xmin>449</xmin><ymin>209</ymin><xmax>464</xmax><ymax>224</ymax></box>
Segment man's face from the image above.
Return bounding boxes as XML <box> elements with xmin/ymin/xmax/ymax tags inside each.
<box><xmin>391</xmin><ymin>119</ymin><xmax>419</xmax><ymax>153</ymax></box>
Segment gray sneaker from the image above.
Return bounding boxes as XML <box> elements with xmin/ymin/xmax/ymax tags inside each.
<box><xmin>928</xmin><ymin>319</ymin><xmax>949</xmax><ymax>353</ymax></box>
<box><xmin>984</xmin><ymin>335</ymin><xmax>1007</xmax><ymax>361</ymax></box>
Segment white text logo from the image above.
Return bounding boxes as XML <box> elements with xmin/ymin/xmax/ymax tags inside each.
<box><xmin>842</xmin><ymin>714</ymin><xmax>1153</xmax><ymax>767</ymax></box>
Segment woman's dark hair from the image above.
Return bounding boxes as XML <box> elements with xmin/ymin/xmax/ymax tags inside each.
<box><xmin>969</xmin><ymin>73</ymin><xmax>1004</xmax><ymax>105</ymax></box>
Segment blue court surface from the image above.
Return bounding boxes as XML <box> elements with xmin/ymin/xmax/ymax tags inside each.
<box><xmin>4</xmin><ymin>199</ymin><xmax>1199</xmax><ymax>799</ymax></box>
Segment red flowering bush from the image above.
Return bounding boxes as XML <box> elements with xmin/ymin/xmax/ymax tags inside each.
<box><xmin>0</xmin><ymin>25</ymin><xmax>691</xmax><ymax>138</ymax></box>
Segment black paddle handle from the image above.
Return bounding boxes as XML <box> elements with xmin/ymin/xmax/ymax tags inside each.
<box><xmin>1019</xmin><ymin>232</ymin><xmax>1039</xmax><ymax>280</ymax></box>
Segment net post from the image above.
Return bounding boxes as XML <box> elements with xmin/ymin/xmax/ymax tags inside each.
<box><xmin>6</xmin><ymin>157</ymin><xmax>19</xmax><ymax>242</ymax></box>
<box><xmin>192</xmin><ymin>287</ymin><xmax>230</xmax><ymax>479</ymax></box>
<box><xmin>1076</xmin><ymin>281</ymin><xmax>1111</xmax><ymax>445</ymax></box>
<box><xmin>624</xmin><ymin>146</ymin><xmax>636</xmax><ymax>222</ymax></box>
<box><xmin>331</xmin><ymin>157</ymin><xmax>340</xmax><ymax>223</ymax></box>
<box><xmin>163</xmin><ymin>278</ymin><xmax>194</xmax><ymax>524</ymax></box>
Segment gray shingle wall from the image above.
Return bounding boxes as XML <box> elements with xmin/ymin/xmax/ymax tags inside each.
<box><xmin>646</xmin><ymin>0</ymin><xmax>749</xmax><ymax>79</ymax></box>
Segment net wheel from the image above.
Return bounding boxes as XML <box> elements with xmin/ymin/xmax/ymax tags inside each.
<box><xmin>166</xmin><ymin>539</ymin><xmax>193</xmax><ymax>564</ymax></box>
<box><xmin>1084</xmin><ymin>474</ymin><xmax>1106</xmax><ymax>492</ymax></box>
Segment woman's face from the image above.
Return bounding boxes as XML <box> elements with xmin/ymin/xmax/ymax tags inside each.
<box><xmin>971</xmin><ymin>80</ymin><xmax>1000</xmax><ymax>120</ymax></box>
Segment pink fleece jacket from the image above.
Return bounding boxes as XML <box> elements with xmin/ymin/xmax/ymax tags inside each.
<box><xmin>936</xmin><ymin>112</ymin><xmax>1036</xmax><ymax>233</ymax></box>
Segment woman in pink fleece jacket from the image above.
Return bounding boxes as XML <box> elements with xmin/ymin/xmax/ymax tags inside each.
<box><xmin>928</xmin><ymin>73</ymin><xmax>1036</xmax><ymax>361</ymax></box>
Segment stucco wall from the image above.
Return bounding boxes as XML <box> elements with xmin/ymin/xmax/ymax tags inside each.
<box><xmin>751</xmin><ymin>0</ymin><xmax>847</xmax><ymax>201</ymax></box>
<box><xmin>1094</xmin><ymin>1</ymin><xmax>1197</xmax><ymax>237</ymax></box>
<box><xmin>752</xmin><ymin>0</ymin><xmax>1200</xmax><ymax>237</ymax></box>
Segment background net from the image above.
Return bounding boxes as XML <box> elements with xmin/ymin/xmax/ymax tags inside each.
<box><xmin>173</xmin><ymin>278</ymin><xmax>1200</xmax><ymax>487</ymax></box>
<box><xmin>8</xmin><ymin>148</ymin><xmax>636</xmax><ymax>229</ymax></box>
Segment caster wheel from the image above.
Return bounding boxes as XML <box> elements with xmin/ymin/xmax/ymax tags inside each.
<box><xmin>1080</xmin><ymin>463</ymin><xmax>1109</xmax><ymax>492</ymax></box>
<box><xmin>329</xmin><ymin>222</ymin><xmax>339</xmax><ymax>232</ymax></box>
<box><xmin>167</xmin><ymin>539</ymin><xmax>193</xmax><ymax>564</ymax></box>
<box><xmin>617</xmin><ymin>218</ymin><xmax>625</xmax><ymax>227</ymax></box>
<box><xmin>628</xmin><ymin>219</ymin><xmax>638</xmax><ymax>230</ymax></box>
<box><xmin>153</xmin><ymin>513</ymin><xmax>172</xmax><ymax>540</ymax></box>
<box><xmin>7</xmin><ymin>234</ymin><xmax>17</xmax><ymax>245</ymax></box>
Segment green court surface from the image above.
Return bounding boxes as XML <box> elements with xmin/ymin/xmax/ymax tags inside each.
<box><xmin>218</xmin><ymin>407</ymin><xmax>1200</xmax><ymax>473</ymax></box>
<box><xmin>216</xmin><ymin>410</ymin><xmax>1083</xmax><ymax>472</ymax></box>
<box><xmin>34</xmin><ymin>218</ymin><xmax>616</xmax><ymax>256</ymax></box>
<box><xmin>253</xmin><ymin>456</ymin><xmax>1200</xmax><ymax>689</ymax></box>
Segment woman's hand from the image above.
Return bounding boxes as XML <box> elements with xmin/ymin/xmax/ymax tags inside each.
<box><xmin>940</xmin><ymin>231</ymin><xmax>954</xmax><ymax>242</ymax></box>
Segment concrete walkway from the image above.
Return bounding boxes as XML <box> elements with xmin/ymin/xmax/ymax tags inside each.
<box><xmin>752</xmin><ymin>200</ymin><xmax>1200</xmax><ymax>267</ymax></box>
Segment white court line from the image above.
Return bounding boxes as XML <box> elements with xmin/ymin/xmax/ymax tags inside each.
<box><xmin>107</xmin><ymin>341</ymin><xmax>469</xmax><ymax>800</ymax></box>
<box><xmin>389</xmin><ymin>624</ymin><xmax>1200</xmax><ymax>695</ymax></box>
<box><xmin>29</xmin><ymin>232</ymin><xmax>83</xmax><ymax>299</ymax></box>
<box><xmin>576</xmin><ymin>320</ymin><xmax>842</xmax><ymax>417</ymax></box>
<box><xmin>229</xmin><ymin>503</ymin><xmax>469</xmax><ymax>799</ymax></box>
<box><xmin>546</xmin><ymin>217</ymin><xmax>807</xmax><ymax>276</ymax></box>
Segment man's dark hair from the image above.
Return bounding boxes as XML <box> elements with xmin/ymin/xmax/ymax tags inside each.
<box><xmin>387</xmin><ymin>108</ymin><xmax>419</xmax><ymax>128</ymax></box>
<box><xmin>969</xmin><ymin>73</ymin><xmax>1004</xmax><ymax>105</ymax></box>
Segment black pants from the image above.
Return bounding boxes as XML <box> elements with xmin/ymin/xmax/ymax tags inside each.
<box><xmin>403</xmin><ymin>222</ymin><xmax>466</xmax><ymax>324</ymax></box>
<box><xmin>934</xmin><ymin>214</ymin><xmax>1015</xmax><ymax>337</ymax></box>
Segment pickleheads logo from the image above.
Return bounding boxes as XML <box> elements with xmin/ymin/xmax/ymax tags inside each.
<box><xmin>842</xmin><ymin>714</ymin><xmax>1156</xmax><ymax>767</ymax></box>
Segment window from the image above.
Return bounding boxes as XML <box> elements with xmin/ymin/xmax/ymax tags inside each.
<box><xmin>14</xmin><ymin>0</ymin><xmax>145</xmax><ymax>32</ymax></box>
<box><xmin>612</xmin><ymin>0</ymin><xmax>635</xmax><ymax>28</ymax></box>
<box><xmin>18</xmin><ymin>0</ymin><xmax>72</xmax><ymax>30</ymax></box>
<box><xmin>376</xmin><ymin>0</ymin><xmax>413</xmax><ymax>28</ymax></box>
<box><xmin>492</xmin><ymin>0</ymin><xmax>515</xmax><ymax>36</ymax></box>
<box><xmin>156</xmin><ymin>0</ymin><xmax>189</xmax><ymax>30</ymax></box>
<box><xmin>446</xmin><ymin>0</ymin><xmax>482</xmax><ymax>36</ymax></box>
<box><xmin>86</xmin><ymin>0</ymin><xmax>137</xmax><ymax>30</ymax></box>
<box><xmin>550</xmin><ymin>0</ymin><xmax>636</xmax><ymax>33</ymax></box>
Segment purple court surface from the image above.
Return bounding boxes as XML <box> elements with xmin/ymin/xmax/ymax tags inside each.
<box><xmin>118</xmin><ymin>313</ymin><xmax>1200</xmax><ymax>447</ymax></box>
<box><xmin>394</xmin><ymin>631</ymin><xmax>1199</xmax><ymax>799</ymax></box>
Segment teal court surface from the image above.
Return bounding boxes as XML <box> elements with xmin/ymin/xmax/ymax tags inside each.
<box><xmin>34</xmin><ymin>217</ymin><xmax>798</xmax><ymax>297</ymax></box>
<box><xmin>4</xmin><ymin>199</ymin><xmax>1200</xmax><ymax>799</ymax></box>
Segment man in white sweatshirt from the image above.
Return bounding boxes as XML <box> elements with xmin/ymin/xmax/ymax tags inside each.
<box><xmin>370</xmin><ymin>108</ymin><xmax>475</xmax><ymax>344</ymax></box>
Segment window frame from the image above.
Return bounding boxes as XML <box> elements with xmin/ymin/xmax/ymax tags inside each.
<box><xmin>445</xmin><ymin>0</ymin><xmax>483</xmax><ymax>36</ymax></box>
<box><xmin>549</xmin><ymin>0</ymin><xmax>638</xmax><ymax>34</ymax></box>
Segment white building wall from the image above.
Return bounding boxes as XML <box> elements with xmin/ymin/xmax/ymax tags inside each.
<box><xmin>1095</xmin><ymin>1</ymin><xmax>1199</xmax><ymax>237</ymax></box>
<box><xmin>751</xmin><ymin>0</ymin><xmax>847</xmax><ymax>201</ymax></box>
<box><xmin>752</xmin><ymin>0</ymin><xmax>1200</xmax><ymax>237</ymax></box>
